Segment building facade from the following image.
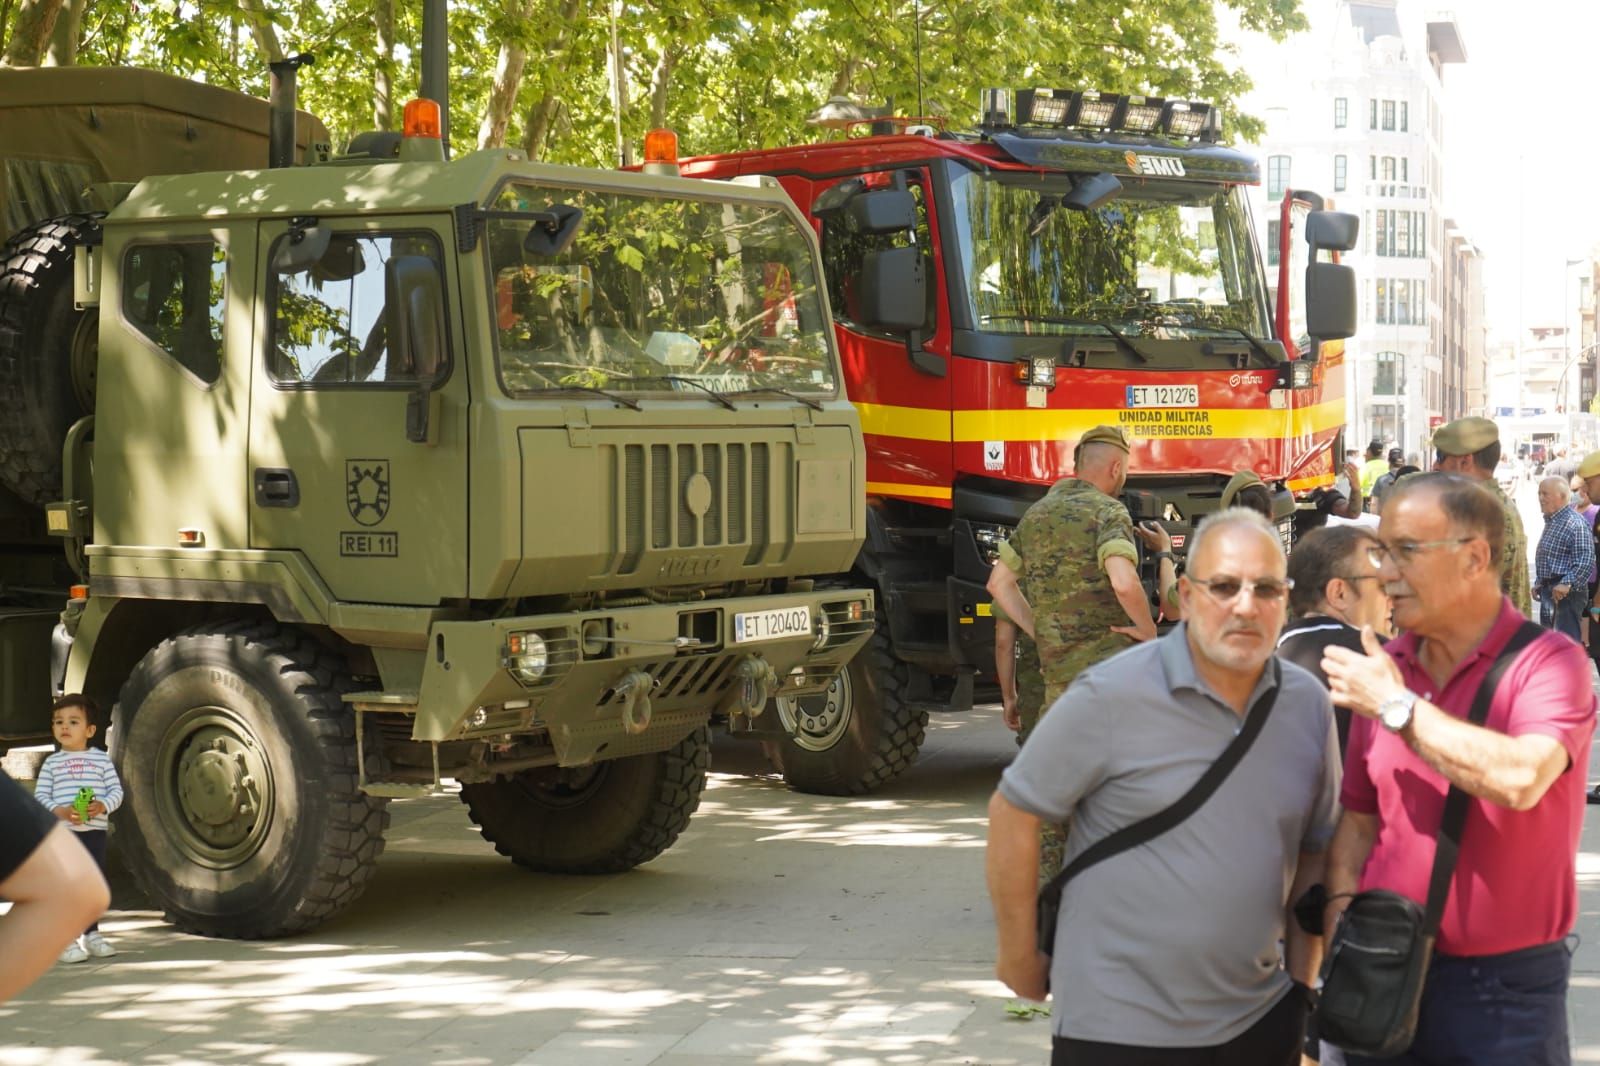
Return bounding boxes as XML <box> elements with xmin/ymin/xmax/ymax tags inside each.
<box><xmin>1244</xmin><ymin>0</ymin><xmax>1480</xmax><ymax>460</ymax></box>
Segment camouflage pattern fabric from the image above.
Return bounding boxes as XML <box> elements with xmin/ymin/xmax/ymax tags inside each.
<box><xmin>1001</xmin><ymin>477</ymin><xmax>1138</xmax><ymax>886</ymax></box>
<box><xmin>991</xmin><ymin>600</ymin><xmax>1044</xmax><ymax>743</ymax></box>
<box><xmin>1002</xmin><ymin>478</ymin><xmax>1139</xmax><ymax>704</ymax></box>
<box><xmin>1488</xmin><ymin>480</ymin><xmax>1532</xmax><ymax>618</ymax></box>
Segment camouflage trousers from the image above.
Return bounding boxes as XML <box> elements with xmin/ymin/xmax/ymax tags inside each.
<box><xmin>1018</xmin><ymin>678</ymin><xmax>1072</xmax><ymax>887</ymax></box>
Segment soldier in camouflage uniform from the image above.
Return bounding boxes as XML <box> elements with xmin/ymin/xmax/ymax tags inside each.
<box><xmin>1432</xmin><ymin>417</ymin><xmax>1532</xmax><ymax>618</ymax></box>
<box><xmin>992</xmin><ymin>600</ymin><xmax>1044</xmax><ymax>743</ymax></box>
<box><xmin>986</xmin><ymin>425</ymin><xmax>1175</xmax><ymax>883</ymax></box>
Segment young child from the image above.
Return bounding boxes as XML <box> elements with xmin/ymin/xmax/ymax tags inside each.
<box><xmin>33</xmin><ymin>694</ymin><xmax>123</xmax><ymax>963</ymax></box>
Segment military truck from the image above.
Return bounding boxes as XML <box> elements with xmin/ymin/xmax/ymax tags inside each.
<box><xmin>0</xmin><ymin>78</ymin><xmax>872</xmax><ymax>939</ymax></box>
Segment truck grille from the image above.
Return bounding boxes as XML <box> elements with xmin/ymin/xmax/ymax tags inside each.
<box><xmin>614</xmin><ymin>441</ymin><xmax>776</xmax><ymax>574</ymax></box>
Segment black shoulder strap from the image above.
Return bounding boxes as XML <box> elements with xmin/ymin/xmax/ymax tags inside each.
<box><xmin>1423</xmin><ymin>620</ymin><xmax>1545</xmax><ymax>934</ymax></box>
<box><xmin>1041</xmin><ymin>657</ymin><xmax>1282</xmax><ymax>897</ymax></box>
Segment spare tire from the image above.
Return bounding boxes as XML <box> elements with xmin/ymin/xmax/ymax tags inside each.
<box><xmin>0</xmin><ymin>213</ymin><xmax>103</xmax><ymax>506</ymax></box>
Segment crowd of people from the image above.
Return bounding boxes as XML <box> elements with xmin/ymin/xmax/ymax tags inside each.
<box><xmin>986</xmin><ymin>417</ymin><xmax>1597</xmax><ymax>1066</ymax></box>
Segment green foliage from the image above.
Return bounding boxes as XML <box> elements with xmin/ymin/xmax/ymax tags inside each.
<box><xmin>24</xmin><ymin>0</ymin><xmax>1304</xmax><ymax>162</ymax></box>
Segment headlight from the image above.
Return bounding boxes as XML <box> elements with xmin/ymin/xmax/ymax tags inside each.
<box><xmin>812</xmin><ymin>611</ymin><xmax>832</xmax><ymax>651</ymax></box>
<box><xmin>504</xmin><ymin>631</ymin><xmax>549</xmax><ymax>685</ymax></box>
<box><xmin>972</xmin><ymin>522</ymin><xmax>1015</xmax><ymax>566</ymax></box>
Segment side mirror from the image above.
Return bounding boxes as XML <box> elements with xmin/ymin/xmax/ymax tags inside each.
<box><xmin>386</xmin><ymin>255</ymin><xmax>447</xmax><ymax>443</ymax></box>
<box><xmin>1305</xmin><ymin>210</ymin><xmax>1359</xmax><ymax>253</ymax></box>
<box><xmin>858</xmin><ymin>245</ymin><xmax>926</xmax><ymax>332</ymax></box>
<box><xmin>1306</xmin><ymin>261</ymin><xmax>1357</xmax><ymax>342</ymax></box>
<box><xmin>847</xmin><ymin>188</ymin><xmax>916</xmax><ymax>234</ymax></box>
<box><xmin>524</xmin><ymin>204</ymin><xmax>584</xmax><ymax>257</ymax></box>
<box><xmin>1063</xmin><ymin>172</ymin><xmax>1123</xmax><ymax>212</ymax></box>
<box><xmin>271</xmin><ymin>224</ymin><xmax>332</xmax><ymax>275</ymax></box>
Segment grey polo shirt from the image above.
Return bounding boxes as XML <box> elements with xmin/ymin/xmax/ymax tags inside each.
<box><xmin>998</xmin><ymin>624</ymin><xmax>1340</xmax><ymax>1046</ymax></box>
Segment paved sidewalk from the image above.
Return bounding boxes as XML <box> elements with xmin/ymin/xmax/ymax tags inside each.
<box><xmin>5</xmin><ymin>629</ymin><xmax>1600</xmax><ymax>1062</ymax></box>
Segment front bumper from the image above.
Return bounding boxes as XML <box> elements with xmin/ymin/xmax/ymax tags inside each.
<box><xmin>411</xmin><ymin>588</ymin><xmax>875</xmax><ymax>762</ymax></box>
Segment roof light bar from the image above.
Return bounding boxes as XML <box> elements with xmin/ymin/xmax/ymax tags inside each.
<box><xmin>980</xmin><ymin>88</ymin><xmax>1221</xmax><ymax>141</ymax></box>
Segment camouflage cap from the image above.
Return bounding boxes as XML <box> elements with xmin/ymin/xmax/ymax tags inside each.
<box><xmin>1074</xmin><ymin>424</ymin><xmax>1130</xmax><ymax>455</ymax></box>
<box><xmin>1219</xmin><ymin>469</ymin><xmax>1264</xmax><ymax>510</ymax></box>
<box><xmin>1431</xmin><ymin>416</ymin><xmax>1500</xmax><ymax>456</ymax></box>
<box><xmin>1580</xmin><ymin>451</ymin><xmax>1600</xmax><ymax>480</ymax></box>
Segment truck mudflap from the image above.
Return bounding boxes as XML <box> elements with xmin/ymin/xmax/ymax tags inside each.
<box><xmin>397</xmin><ymin>588</ymin><xmax>874</xmax><ymax>762</ymax></box>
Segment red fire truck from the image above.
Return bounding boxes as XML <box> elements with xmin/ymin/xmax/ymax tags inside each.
<box><xmin>677</xmin><ymin>88</ymin><xmax>1358</xmax><ymax>794</ymax></box>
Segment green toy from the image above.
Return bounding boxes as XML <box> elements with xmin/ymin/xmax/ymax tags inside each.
<box><xmin>73</xmin><ymin>786</ymin><xmax>94</xmax><ymax>822</ymax></box>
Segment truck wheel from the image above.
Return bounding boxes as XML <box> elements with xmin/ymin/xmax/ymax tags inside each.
<box><xmin>0</xmin><ymin>213</ymin><xmax>103</xmax><ymax>506</ymax></box>
<box><xmin>110</xmin><ymin>621</ymin><xmax>388</xmax><ymax>938</ymax></box>
<box><xmin>762</xmin><ymin>627</ymin><xmax>929</xmax><ymax>796</ymax></box>
<box><xmin>460</xmin><ymin>724</ymin><xmax>709</xmax><ymax>874</ymax></box>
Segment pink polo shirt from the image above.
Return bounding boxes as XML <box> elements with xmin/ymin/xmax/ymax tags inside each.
<box><xmin>1341</xmin><ymin>598</ymin><xmax>1596</xmax><ymax>956</ymax></box>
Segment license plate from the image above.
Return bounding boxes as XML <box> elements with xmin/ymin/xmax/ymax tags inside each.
<box><xmin>1125</xmin><ymin>384</ymin><xmax>1198</xmax><ymax>407</ymax></box>
<box><xmin>733</xmin><ymin>605</ymin><xmax>812</xmax><ymax>644</ymax></box>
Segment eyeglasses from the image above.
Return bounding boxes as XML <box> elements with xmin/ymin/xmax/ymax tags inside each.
<box><xmin>1365</xmin><ymin>538</ymin><xmax>1475</xmax><ymax>570</ymax></box>
<box><xmin>1188</xmin><ymin>575</ymin><xmax>1294</xmax><ymax>604</ymax></box>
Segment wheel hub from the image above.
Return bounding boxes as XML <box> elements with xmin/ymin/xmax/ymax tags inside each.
<box><xmin>775</xmin><ymin>669</ymin><xmax>854</xmax><ymax>752</ymax></box>
<box><xmin>159</xmin><ymin>710</ymin><xmax>273</xmax><ymax>866</ymax></box>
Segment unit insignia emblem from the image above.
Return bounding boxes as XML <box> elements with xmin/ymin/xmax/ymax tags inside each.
<box><xmin>346</xmin><ymin>459</ymin><xmax>392</xmax><ymax>526</ymax></box>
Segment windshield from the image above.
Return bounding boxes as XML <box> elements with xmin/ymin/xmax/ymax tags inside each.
<box><xmin>947</xmin><ymin>169</ymin><xmax>1270</xmax><ymax>341</ymax></box>
<box><xmin>488</xmin><ymin>182</ymin><xmax>836</xmax><ymax>396</ymax></box>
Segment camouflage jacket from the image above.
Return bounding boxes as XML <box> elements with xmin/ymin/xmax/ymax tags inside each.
<box><xmin>991</xmin><ymin>600</ymin><xmax>1044</xmax><ymax>721</ymax></box>
<box><xmin>999</xmin><ymin>478</ymin><xmax>1138</xmax><ymax>697</ymax></box>
<box><xmin>1487</xmin><ymin>480</ymin><xmax>1532</xmax><ymax>618</ymax></box>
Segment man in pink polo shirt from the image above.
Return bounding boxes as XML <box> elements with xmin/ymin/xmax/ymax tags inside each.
<box><xmin>1320</xmin><ymin>472</ymin><xmax>1595</xmax><ymax>1066</ymax></box>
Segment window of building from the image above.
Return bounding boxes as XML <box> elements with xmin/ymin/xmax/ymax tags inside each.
<box><xmin>1267</xmin><ymin>219</ymin><xmax>1281</xmax><ymax>267</ymax></box>
<box><xmin>1382</xmin><ymin>100</ymin><xmax>1396</xmax><ymax>130</ymax></box>
<box><xmin>1369</xmin><ymin>155</ymin><xmax>1377</xmax><ymax>181</ymax></box>
<box><xmin>1397</xmin><ymin>212</ymin><xmax>1410</xmax><ymax>260</ymax></box>
<box><xmin>270</xmin><ymin>231</ymin><xmax>447</xmax><ymax>386</ymax></box>
<box><xmin>1370</xmin><ymin>402</ymin><xmax>1399</xmax><ymax>444</ymax></box>
<box><xmin>1400</xmin><ymin>101</ymin><xmax>1409</xmax><ymax>131</ymax></box>
<box><xmin>122</xmin><ymin>240</ymin><xmax>227</xmax><ymax>385</ymax></box>
<box><xmin>1375</xmin><ymin>210</ymin><xmax>1389</xmax><ymax>257</ymax></box>
<box><xmin>1400</xmin><ymin>157</ymin><xmax>1408</xmax><ymax>182</ymax></box>
<box><xmin>1335</xmin><ymin>98</ymin><xmax>1348</xmax><ymax>128</ymax></box>
<box><xmin>1381</xmin><ymin>156</ymin><xmax>1396</xmax><ymax>181</ymax></box>
<box><xmin>1369</xmin><ymin>99</ymin><xmax>1378</xmax><ymax>129</ymax></box>
<box><xmin>1395</xmin><ymin>280</ymin><xmax>1411</xmax><ymax>325</ymax></box>
<box><xmin>1267</xmin><ymin>155</ymin><xmax>1291</xmax><ymax>199</ymax></box>
<box><xmin>1334</xmin><ymin>155</ymin><xmax>1347</xmax><ymax>192</ymax></box>
<box><xmin>1374</xmin><ymin>351</ymin><xmax>1401</xmax><ymax>394</ymax></box>
<box><xmin>1376</xmin><ymin>279</ymin><xmax>1389</xmax><ymax>324</ymax></box>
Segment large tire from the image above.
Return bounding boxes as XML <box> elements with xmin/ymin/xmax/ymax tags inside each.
<box><xmin>109</xmin><ymin>621</ymin><xmax>389</xmax><ymax>938</ymax></box>
<box><xmin>762</xmin><ymin>626</ymin><xmax>928</xmax><ymax>796</ymax></box>
<box><xmin>461</xmin><ymin>724</ymin><xmax>709</xmax><ymax>874</ymax></box>
<box><xmin>0</xmin><ymin>213</ymin><xmax>102</xmax><ymax>506</ymax></box>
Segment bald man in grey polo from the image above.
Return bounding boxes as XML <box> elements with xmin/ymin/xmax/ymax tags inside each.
<box><xmin>999</xmin><ymin>622</ymin><xmax>1340</xmax><ymax>1047</ymax></box>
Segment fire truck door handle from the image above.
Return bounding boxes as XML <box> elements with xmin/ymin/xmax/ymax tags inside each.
<box><xmin>255</xmin><ymin>468</ymin><xmax>300</xmax><ymax>508</ymax></box>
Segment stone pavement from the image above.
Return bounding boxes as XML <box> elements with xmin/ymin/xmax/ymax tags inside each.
<box><xmin>6</xmin><ymin>494</ymin><xmax>1600</xmax><ymax>1064</ymax></box>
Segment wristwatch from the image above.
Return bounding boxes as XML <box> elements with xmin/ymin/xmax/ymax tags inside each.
<box><xmin>1378</xmin><ymin>690</ymin><xmax>1417</xmax><ymax>733</ymax></box>
<box><xmin>1152</xmin><ymin>550</ymin><xmax>1175</xmax><ymax>563</ymax></box>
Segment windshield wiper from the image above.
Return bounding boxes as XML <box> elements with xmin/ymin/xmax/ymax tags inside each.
<box><xmin>980</xmin><ymin>315</ymin><xmax>1151</xmax><ymax>363</ymax></box>
<box><xmin>541</xmin><ymin>384</ymin><xmax>642</xmax><ymax>410</ymax></box>
<box><xmin>1193</xmin><ymin>325</ymin><xmax>1279</xmax><ymax>368</ymax></box>
<box><xmin>723</xmin><ymin>385</ymin><xmax>824</xmax><ymax>411</ymax></box>
<box><xmin>637</xmin><ymin>375</ymin><xmax>736</xmax><ymax>410</ymax></box>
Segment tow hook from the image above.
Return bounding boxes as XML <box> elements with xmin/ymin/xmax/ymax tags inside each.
<box><xmin>614</xmin><ymin>669</ymin><xmax>655</xmax><ymax>735</ymax></box>
<box><xmin>731</xmin><ymin>655</ymin><xmax>777</xmax><ymax>718</ymax></box>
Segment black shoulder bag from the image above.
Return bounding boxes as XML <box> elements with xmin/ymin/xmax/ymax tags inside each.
<box><xmin>1317</xmin><ymin>621</ymin><xmax>1543</xmax><ymax>1057</ymax></box>
<box><xmin>1037</xmin><ymin>659</ymin><xmax>1281</xmax><ymax>957</ymax></box>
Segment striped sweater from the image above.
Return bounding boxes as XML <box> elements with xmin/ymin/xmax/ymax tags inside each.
<box><xmin>33</xmin><ymin>748</ymin><xmax>124</xmax><ymax>831</ymax></box>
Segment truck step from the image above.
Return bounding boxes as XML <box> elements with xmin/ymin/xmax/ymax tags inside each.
<box><xmin>343</xmin><ymin>690</ymin><xmax>419</xmax><ymax>709</ymax></box>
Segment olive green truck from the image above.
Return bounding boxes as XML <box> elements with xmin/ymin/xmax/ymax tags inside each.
<box><xmin>0</xmin><ymin>67</ymin><xmax>872</xmax><ymax>938</ymax></box>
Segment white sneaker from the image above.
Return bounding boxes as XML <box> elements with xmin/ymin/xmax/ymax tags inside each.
<box><xmin>59</xmin><ymin>939</ymin><xmax>89</xmax><ymax>964</ymax></box>
<box><xmin>83</xmin><ymin>932</ymin><xmax>117</xmax><ymax>959</ymax></box>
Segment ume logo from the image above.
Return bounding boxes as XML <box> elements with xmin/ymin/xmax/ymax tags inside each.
<box><xmin>1123</xmin><ymin>151</ymin><xmax>1187</xmax><ymax>177</ymax></box>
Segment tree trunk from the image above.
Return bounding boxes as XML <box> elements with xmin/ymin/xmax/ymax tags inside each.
<box><xmin>828</xmin><ymin>58</ymin><xmax>858</xmax><ymax>98</ymax></box>
<box><xmin>647</xmin><ymin>42</ymin><xmax>682</xmax><ymax>129</ymax></box>
<box><xmin>519</xmin><ymin>0</ymin><xmax>583</xmax><ymax>158</ymax></box>
<box><xmin>523</xmin><ymin>94</ymin><xmax>559</xmax><ymax>158</ymax></box>
<box><xmin>41</xmin><ymin>0</ymin><xmax>79</xmax><ymax>65</ymax></box>
<box><xmin>238</xmin><ymin>0</ymin><xmax>285</xmax><ymax>65</ymax></box>
<box><xmin>373</xmin><ymin>0</ymin><xmax>394</xmax><ymax>130</ymax></box>
<box><xmin>1</xmin><ymin>0</ymin><xmax>63</xmax><ymax>66</ymax></box>
<box><xmin>476</xmin><ymin>0</ymin><xmax>534</xmax><ymax>150</ymax></box>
